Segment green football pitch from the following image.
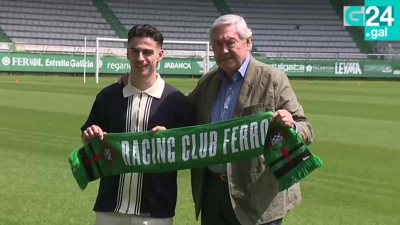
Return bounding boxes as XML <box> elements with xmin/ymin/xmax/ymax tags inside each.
<box><xmin>0</xmin><ymin>76</ymin><xmax>399</xmax><ymax>225</ymax></box>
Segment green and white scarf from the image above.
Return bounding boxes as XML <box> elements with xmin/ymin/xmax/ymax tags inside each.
<box><xmin>69</xmin><ymin>111</ymin><xmax>323</xmax><ymax>191</ymax></box>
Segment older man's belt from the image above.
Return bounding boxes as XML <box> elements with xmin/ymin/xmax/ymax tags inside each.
<box><xmin>209</xmin><ymin>172</ymin><xmax>228</xmax><ymax>181</ymax></box>
<box><xmin>68</xmin><ymin>111</ymin><xmax>323</xmax><ymax>192</ymax></box>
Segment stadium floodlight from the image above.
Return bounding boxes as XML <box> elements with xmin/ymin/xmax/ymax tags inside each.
<box><xmin>94</xmin><ymin>37</ymin><xmax>210</xmax><ymax>84</ymax></box>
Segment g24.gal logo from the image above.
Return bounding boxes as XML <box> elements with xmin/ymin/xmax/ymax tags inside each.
<box><xmin>343</xmin><ymin>6</ymin><xmax>394</xmax><ymax>27</ymax></box>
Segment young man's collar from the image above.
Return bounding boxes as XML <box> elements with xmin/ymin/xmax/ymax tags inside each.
<box><xmin>123</xmin><ymin>73</ymin><xmax>164</xmax><ymax>99</ymax></box>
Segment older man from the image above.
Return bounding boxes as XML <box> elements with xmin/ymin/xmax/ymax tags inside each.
<box><xmin>118</xmin><ymin>14</ymin><xmax>313</xmax><ymax>225</ymax></box>
<box><xmin>185</xmin><ymin>14</ymin><xmax>314</xmax><ymax>225</ymax></box>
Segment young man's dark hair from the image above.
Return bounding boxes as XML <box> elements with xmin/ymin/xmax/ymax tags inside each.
<box><xmin>128</xmin><ymin>24</ymin><xmax>164</xmax><ymax>48</ymax></box>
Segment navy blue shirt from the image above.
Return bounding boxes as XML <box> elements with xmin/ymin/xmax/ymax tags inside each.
<box><xmin>208</xmin><ymin>54</ymin><xmax>250</xmax><ymax>173</ymax></box>
<box><xmin>81</xmin><ymin>76</ymin><xmax>195</xmax><ymax>218</ymax></box>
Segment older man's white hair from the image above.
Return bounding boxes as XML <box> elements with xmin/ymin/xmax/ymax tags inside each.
<box><xmin>210</xmin><ymin>14</ymin><xmax>253</xmax><ymax>40</ymax></box>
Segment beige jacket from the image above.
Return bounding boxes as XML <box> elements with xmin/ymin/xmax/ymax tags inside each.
<box><xmin>187</xmin><ymin>56</ymin><xmax>314</xmax><ymax>225</ymax></box>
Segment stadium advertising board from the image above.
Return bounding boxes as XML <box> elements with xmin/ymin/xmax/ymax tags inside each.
<box><xmin>0</xmin><ymin>52</ymin><xmax>217</xmax><ymax>75</ymax></box>
<box><xmin>0</xmin><ymin>52</ymin><xmax>399</xmax><ymax>77</ymax></box>
<box><xmin>259</xmin><ymin>59</ymin><xmax>400</xmax><ymax>77</ymax></box>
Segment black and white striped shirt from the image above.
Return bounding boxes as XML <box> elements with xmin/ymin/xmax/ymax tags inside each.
<box><xmin>81</xmin><ymin>76</ymin><xmax>195</xmax><ymax>218</ymax></box>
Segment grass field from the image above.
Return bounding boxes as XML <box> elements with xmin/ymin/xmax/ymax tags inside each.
<box><xmin>0</xmin><ymin>75</ymin><xmax>399</xmax><ymax>225</ymax></box>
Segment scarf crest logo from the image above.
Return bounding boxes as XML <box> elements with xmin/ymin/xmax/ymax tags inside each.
<box><xmin>266</xmin><ymin>129</ymin><xmax>293</xmax><ymax>164</ymax></box>
<box><xmin>84</xmin><ymin>141</ymin><xmax>117</xmax><ymax>168</ymax></box>
<box><xmin>102</xmin><ymin>142</ymin><xmax>117</xmax><ymax>167</ymax></box>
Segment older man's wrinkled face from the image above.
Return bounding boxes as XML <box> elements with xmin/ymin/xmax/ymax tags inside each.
<box><xmin>211</xmin><ymin>24</ymin><xmax>251</xmax><ymax>76</ymax></box>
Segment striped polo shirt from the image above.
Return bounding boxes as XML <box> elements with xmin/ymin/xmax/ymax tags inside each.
<box><xmin>80</xmin><ymin>75</ymin><xmax>195</xmax><ymax>218</ymax></box>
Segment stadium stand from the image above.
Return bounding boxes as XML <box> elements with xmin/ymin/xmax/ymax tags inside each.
<box><xmin>0</xmin><ymin>0</ymin><xmax>398</xmax><ymax>58</ymax></box>
<box><xmin>225</xmin><ymin>0</ymin><xmax>364</xmax><ymax>58</ymax></box>
<box><xmin>106</xmin><ymin>0</ymin><xmax>220</xmax><ymax>52</ymax></box>
<box><xmin>0</xmin><ymin>0</ymin><xmax>124</xmax><ymax>53</ymax></box>
<box><xmin>0</xmin><ymin>0</ymin><xmax>120</xmax><ymax>49</ymax></box>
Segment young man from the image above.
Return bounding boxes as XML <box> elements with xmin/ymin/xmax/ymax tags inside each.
<box><xmin>81</xmin><ymin>24</ymin><xmax>194</xmax><ymax>225</ymax></box>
